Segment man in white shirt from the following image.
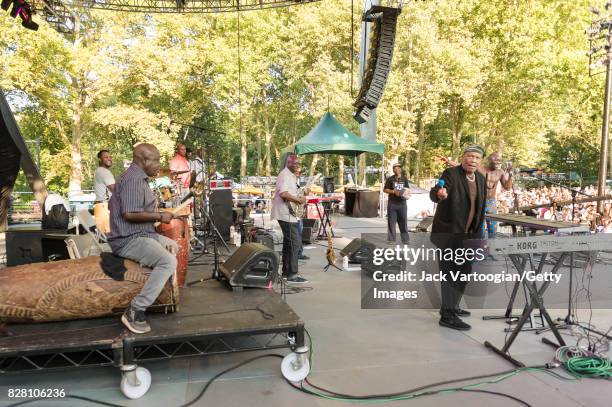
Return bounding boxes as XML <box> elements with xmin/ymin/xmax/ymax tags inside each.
<box><xmin>94</xmin><ymin>150</ymin><xmax>115</xmax><ymax>202</ymax></box>
<box><xmin>272</xmin><ymin>154</ymin><xmax>308</xmax><ymax>284</ymax></box>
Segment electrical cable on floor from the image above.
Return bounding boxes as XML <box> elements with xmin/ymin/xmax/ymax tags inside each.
<box><xmin>293</xmin><ymin>328</ymin><xmax>599</xmax><ymax>406</ymax></box>
<box><xmin>3</xmin><ymin>354</ymin><xmax>286</xmax><ymax>407</ymax></box>
<box><xmin>7</xmin><ymin>331</ymin><xmax>611</xmax><ymax>407</ymax></box>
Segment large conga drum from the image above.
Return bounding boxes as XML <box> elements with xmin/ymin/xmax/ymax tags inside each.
<box><xmin>93</xmin><ymin>202</ymin><xmax>110</xmax><ymax>233</ymax></box>
<box><xmin>156</xmin><ymin>217</ymin><xmax>190</xmax><ymax>287</ymax></box>
<box><xmin>0</xmin><ymin>256</ymin><xmax>178</xmax><ymax>323</ymax></box>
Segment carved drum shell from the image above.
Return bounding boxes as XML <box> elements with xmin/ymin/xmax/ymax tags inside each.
<box><xmin>0</xmin><ymin>256</ymin><xmax>179</xmax><ymax>323</ymax></box>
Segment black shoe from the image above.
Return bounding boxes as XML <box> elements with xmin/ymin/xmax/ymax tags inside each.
<box><xmin>298</xmin><ymin>254</ymin><xmax>310</xmax><ymax>260</ymax></box>
<box><xmin>455</xmin><ymin>308</ymin><xmax>471</xmax><ymax>317</ymax></box>
<box><xmin>439</xmin><ymin>316</ymin><xmax>471</xmax><ymax>331</ymax></box>
<box><xmin>286</xmin><ymin>275</ymin><xmax>309</xmax><ymax>284</ymax></box>
<box><xmin>121</xmin><ymin>306</ymin><xmax>151</xmax><ymax>334</ymax></box>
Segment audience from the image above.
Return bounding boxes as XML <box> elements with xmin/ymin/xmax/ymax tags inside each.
<box><xmin>496</xmin><ymin>185</ymin><xmax>612</xmax><ymax>232</ymax></box>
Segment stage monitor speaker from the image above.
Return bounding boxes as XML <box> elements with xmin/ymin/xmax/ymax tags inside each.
<box><xmin>416</xmin><ymin>216</ymin><xmax>434</xmax><ymax>232</ymax></box>
<box><xmin>301</xmin><ymin>218</ymin><xmax>319</xmax><ymax>244</ymax></box>
<box><xmin>353</xmin><ymin>5</ymin><xmax>401</xmax><ymax>124</ymax></box>
<box><xmin>323</xmin><ymin>177</ymin><xmax>335</xmax><ymax>194</ymax></box>
<box><xmin>340</xmin><ymin>238</ymin><xmax>376</xmax><ymax>264</ymax></box>
<box><xmin>219</xmin><ymin>243</ymin><xmax>279</xmax><ymax>289</ymax></box>
<box><xmin>252</xmin><ymin>229</ymin><xmax>282</xmax><ymax>252</ymax></box>
<box><xmin>210</xmin><ymin>189</ymin><xmax>233</xmax><ymax>241</ymax></box>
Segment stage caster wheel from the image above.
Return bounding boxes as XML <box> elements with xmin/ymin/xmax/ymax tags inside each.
<box><xmin>281</xmin><ymin>346</ymin><xmax>310</xmax><ymax>383</ymax></box>
<box><xmin>120</xmin><ymin>365</ymin><xmax>151</xmax><ymax>399</ymax></box>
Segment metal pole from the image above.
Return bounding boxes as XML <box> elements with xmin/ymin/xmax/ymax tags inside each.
<box><xmin>597</xmin><ymin>32</ymin><xmax>612</xmax><ymax>213</ymax></box>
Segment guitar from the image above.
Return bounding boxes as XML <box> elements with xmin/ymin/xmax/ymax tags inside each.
<box><xmin>326</xmin><ymin>223</ymin><xmax>336</xmax><ymax>265</ymax></box>
<box><xmin>286</xmin><ymin>173</ymin><xmax>321</xmax><ymax>218</ymax></box>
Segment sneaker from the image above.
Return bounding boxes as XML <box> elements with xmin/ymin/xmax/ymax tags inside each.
<box><xmin>438</xmin><ymin>308</ymin><xmax>471</xmax><ymax>317</ymax></box>
<box><xmin>439</xmin><ymin>316</ymin><xmax>471</xmax><ymax>331</ymax></box>
<box><xmin>121</xmin><ymin>306</ymin><xmax>151</xmax><ymax>334</ymax></box>
<box><xmin>286</xmin><ymin>275</ymin><xmax>309</xmax><ymax>284</ymax></box>
<box><xmin>455</xmin><ymin>308</ymin><xmax>471</xmax><ymax>317</ymax></box>
<box><xmin>298</xmin><ymin>254</ymin><xmax>310</xmax><ymax>260</ymax></box>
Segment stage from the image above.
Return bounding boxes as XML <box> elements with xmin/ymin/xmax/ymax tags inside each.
<box><xmin>0</xmin><ymin>215</ymin><xmax>611</xmax><ymax>406</ymax></box>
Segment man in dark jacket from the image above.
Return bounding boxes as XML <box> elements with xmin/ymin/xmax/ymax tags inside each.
<box><xmin>430</xmin><ymin>145</ymin><xmax>487</xmax><ymax>330</ymax></box>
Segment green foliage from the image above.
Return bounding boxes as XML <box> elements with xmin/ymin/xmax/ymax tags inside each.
<box><xmin>0</xmin><ymin>0</ymin><xmax>608</xmax><ymax>192</ymax></box>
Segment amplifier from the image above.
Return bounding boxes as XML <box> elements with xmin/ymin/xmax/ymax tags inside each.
<box><xmin>301</xmin><ymin>218</ymin><xmax>319</xmax><ymax>244</ymax></box>
<box><xmin>6</xmin><ymin>228</ymin><xmax>71</xmax><ymax>266</ymax></box>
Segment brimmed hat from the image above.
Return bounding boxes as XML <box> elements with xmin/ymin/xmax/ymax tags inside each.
<box><xmin>392</xmin><ymin>162</ymin><xmax>403</xmax><ymax>168</ymax></box>
<box><xmin>462</xmin><ymin>144</ymin><xmax>485</xmax><ymax>157</ymax></box>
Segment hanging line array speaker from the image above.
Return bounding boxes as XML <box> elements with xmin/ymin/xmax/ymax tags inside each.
<box><xmin>353</xmin><ymin>5</ymin><xmax>401</xmax><ymax>124</ymax></box>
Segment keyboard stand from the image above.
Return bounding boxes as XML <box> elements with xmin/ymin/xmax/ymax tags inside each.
<box><xmin>482</xmin><ymin>256</ymin><xmax>526</xmax><ymax>322</ymax></box>
<box><xmin>484</xmin><ymin>251</ymin><xmax>568</xmax><ymax>367</ymax></box>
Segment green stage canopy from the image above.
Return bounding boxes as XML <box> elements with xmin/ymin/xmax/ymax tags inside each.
<box><xmin>282</xmin><ymin>112</ymin><xmax>384</xmax><ymax>156</ymax></box>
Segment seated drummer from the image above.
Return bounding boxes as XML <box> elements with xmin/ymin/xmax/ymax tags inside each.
<box><xmin>108</xmin><ymin>143</ymin><xmax>178</xmax><ymax>334</ymax></box>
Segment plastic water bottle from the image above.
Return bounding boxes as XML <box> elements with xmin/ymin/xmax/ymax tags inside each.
<box><xmin>342</xmin><ymin>256</ymin><xmax>349</xmax><ymax>270</ymax></box>
<box><xmin>235</xmin><ymin>229</ymin><xmax>242</xmax><ymax>247</ymax></box>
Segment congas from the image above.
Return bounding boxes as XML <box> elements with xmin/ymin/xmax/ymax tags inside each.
<box><xmin>0</xmin><ymin>256</ymin><xmax>178</xmax><ymax>323</ymax></box>
<box><xmin>93</xmin><ymin>202</ymin><xmax>110</xmax><ymax>233</ymax></box>
<box><xmin>156</xmin><ymin>217</ymin><xmax>190</xmax><ymax>287</ymax></box>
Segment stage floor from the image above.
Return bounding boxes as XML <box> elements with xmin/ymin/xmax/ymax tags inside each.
<box><xmin>0</xmin><ymin>280</ymin><xmax>302</xmax><ymax>365</ymax></box>
<box><xmin>1</xmin><ymin>214</ymin><xmax>612</xmax><ymax>406</ymax></box>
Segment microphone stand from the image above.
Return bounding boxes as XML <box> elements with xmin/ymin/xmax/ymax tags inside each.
<box><xmin>187</xmin><ymin>138</ymin><xmax>232</xmax><ymax>285</ymax></box>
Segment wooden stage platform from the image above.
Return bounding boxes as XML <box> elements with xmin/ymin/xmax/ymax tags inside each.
<box><xmin>0</xmin><ymin>280</ymin><xmax>304</xmax><ymax>374</ymax></box>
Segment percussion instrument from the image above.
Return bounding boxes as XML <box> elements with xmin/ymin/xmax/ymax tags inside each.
<box><xmin>0</xmin><ymin>256</ymin><xmax>178</xmax><ymax>323</ymax></box>
<box><xmin>156</xmin><ymin>216</ymin><xmax>190</xmax><ymax>287</ymax></box>
<box><xmin>93</xmin><ymin>202</ymin><xmax>110</xmax><ymax>234</ymax></box>
<box><xmin>157</xmin><ymin>168</ymin><xmax>190</xmax><ymax>177</ymax></box>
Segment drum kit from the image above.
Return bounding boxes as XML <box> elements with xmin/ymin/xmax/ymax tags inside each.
<box><xmin>149</xmin><ymin>168</ymin><xmax>191</xmax><ymax>208</ymax></box>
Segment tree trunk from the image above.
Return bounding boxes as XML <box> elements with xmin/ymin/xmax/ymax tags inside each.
<box><xmin>359</xmin><ymin>154</ymin><xmax>367</xmax><ymax>185</ymax></box>
<box><xmin>449</xmin><ymin>96</ymin><xmax>465</xmax><ymax>160</ymax></box>
<box><xmin>264</xmin><ymin>133</ymin><xmax>272</xmax><ymax>177</ymax></box>
<box><xmin>324</xmin><ymin>156</ymin><xmax>329</xmax><ymax>177</ymax></box>
<box><xmin>405</xmin><ymin>150</ymin><xmax>411</xmax><ymax>180</ymax></box>
<box><xmin>69</xmin><ymin>109</ymin><xmax>83</xmax><ymax>193</ymax></box>
<box><xmin>256</xmin><ymin>132</ymin><xmax>262</xmax><ymax>175</ymax></box>
<box><xmin>68</xmin><ymin>17</ymin><xmax>84</xmax><ymax>193</ymax></box>
<box><xmin>273</xmin><ymin>146</ymin><xmax>279</xmax><ymax>172</ymax></box>
<box><xmin>240</xmin><ymin>131</ymin><xmax>247</xmax><ymax>178</ymax></box>
<box><xmin>415</xmin><ymin>114</ymin><xmax>425</xmax><ymax>184</ymax></box>
<box><xmin>309</xmin><ymin>154</ymin><xmax>319</xmax><ymax>176</ymax></box>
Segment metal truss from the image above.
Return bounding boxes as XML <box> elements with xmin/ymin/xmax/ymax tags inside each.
<box><xmin>0</xmin><ymin>348</ymin><xmax>117</xmax><ymax>373</ymax></box>
<box><xmin>31</xmin><ymin>0</ymin><xmax>320</xmax><ymax>33</ymax></box>
<box><xmin>0</xmin><ymin>330</ymin><xmax>301</xmax><ymax>373</ymax></box>
<box><xmin>33</xmin><ymin>0</ymin><xmax>320</xmax><ymax>15</ymax></box>
<box><xmin>129</xmin><ymin>332</ymin><xmax>291</xmax><ymax>363</ymax></box>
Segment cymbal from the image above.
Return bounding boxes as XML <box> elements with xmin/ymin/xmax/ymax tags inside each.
<box><xmin>157</xmin><ymin>168</ymin><xmax>190</xmax><ymax>177</ymax></box>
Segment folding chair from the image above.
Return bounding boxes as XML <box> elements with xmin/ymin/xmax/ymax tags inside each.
<box><xmin>77</xmin><ymin>209</ymin><xmax>109</xmax><ymax>243</ymax></box>
<box><xmin>65</xmin><ymin>234</ymin><xmax>110</xmax><ymax>259</ymax></box>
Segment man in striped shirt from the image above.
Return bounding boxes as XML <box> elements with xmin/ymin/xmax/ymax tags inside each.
<box><xmin>108</xmin><ymin>143</ymin><xmax>178</xmax><ymax>334</ymax></box>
